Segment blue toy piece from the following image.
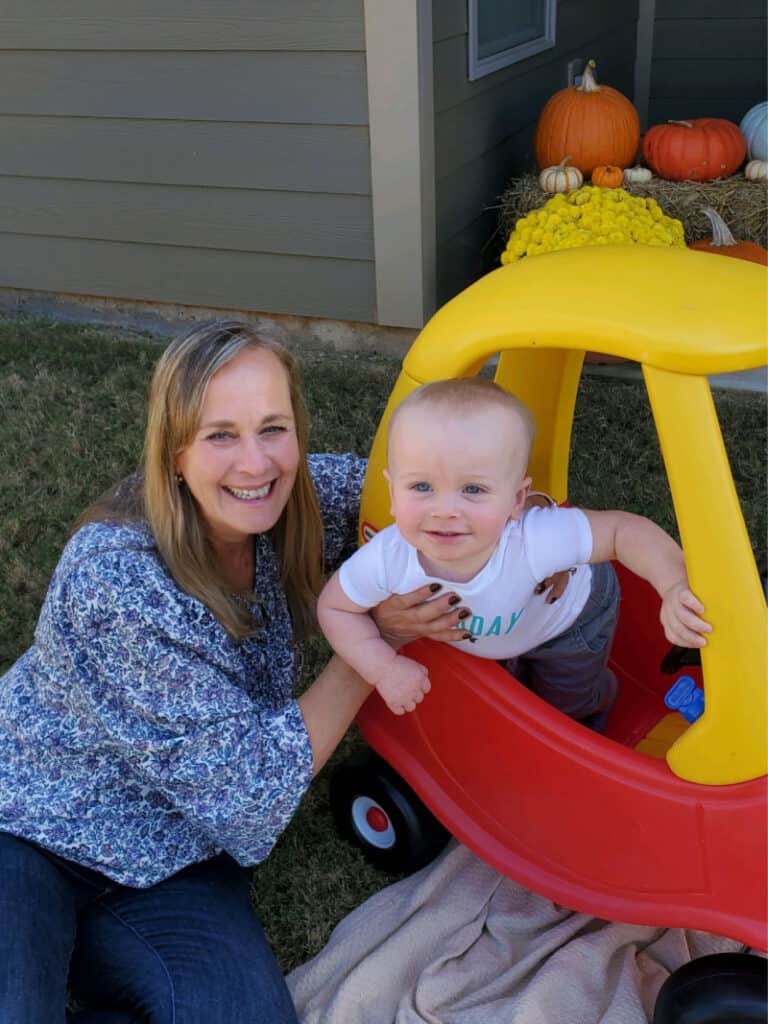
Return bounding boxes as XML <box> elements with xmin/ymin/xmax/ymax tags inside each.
<box><xmin>664</xmin><ymin>675</ymin><xmax>705</xmax><ymax>723</ymax></box>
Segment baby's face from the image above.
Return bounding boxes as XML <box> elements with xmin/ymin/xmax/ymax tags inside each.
<box><xmin>385</xmin><ymin>403</ymin><xmax>531</xmax><ymax>582</ymax></box>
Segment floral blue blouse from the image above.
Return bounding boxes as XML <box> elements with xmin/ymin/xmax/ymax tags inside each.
<box><xmin>0</xmin><ymin>453</ymin><xmax>366</xmax><ymax>887</ymax></box>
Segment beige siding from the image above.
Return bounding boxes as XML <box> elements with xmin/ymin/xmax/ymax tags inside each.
<box><xmin>433</xmin><ymin>0</ymin><xmax>640</xmax><ymax>306</ymax></box>
<box><xmin>3</xmin><ymin>0</ymin><xmax>365</xmax><ymax>49</ymax></box>
<box><xmin>0</xmin><ymin>0</ymin><xmax>376</xmax><ymax>323</ymax></box>
<box><xmin>0</xmin><ymin>118</ymin><xmax>371</xmax><ymax>194</ymax></box>
<box><xmin>1</xmin><ymin>236</ymin><xmax>376</xmax><ymax>323</ymax></box>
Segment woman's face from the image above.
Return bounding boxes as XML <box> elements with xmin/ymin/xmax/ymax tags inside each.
<box><xmin>175</xmin><ymin>346</ymin><xmax>300</xmax><ymax>547</ymax></box>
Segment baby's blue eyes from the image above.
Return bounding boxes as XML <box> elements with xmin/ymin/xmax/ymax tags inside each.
<box><xmin>408</xmin><ymin>482</ymin><xmax>485</xmax><ymax>495</ymax></box>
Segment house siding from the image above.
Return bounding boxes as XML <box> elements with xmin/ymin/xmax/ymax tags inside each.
<box><xmin>648</xmin><ymin>1</ymin><xmax>767</xmax><ymax>125</ymax></box>
<box><xmin>0</xmin><ymin>0</ymin><xmax>376</xmax><ymax>323</ymax></box>
<box><xmin>432</xmin><ymin>0</ymin><xmax>640</xmax><ymax>307</ymax></box>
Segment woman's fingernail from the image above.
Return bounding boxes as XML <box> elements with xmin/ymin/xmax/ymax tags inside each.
<box><xmin>457</xmin><ymin>608</ymin><xmax>470</xmax><ymax>620</ymax></box>
<box><xmin>448</xmin><ymin>595</ymin><xmax>461</xmax><ymax>606</ymax></box>
<box><xmin>535</xmin><ymin>583</ymin><xmax>546</xmax><ymax>595</ymax></box>
<box><xmin>429</xmin><ymin>582</ymin><xmax>442</xmax><ymax>593</ymax></box>
<box><xmin>462</xmin><ymin>633</ymin><xmax>477</xmax><ymax>642</ymax></box>
<box><xmin>550</xmin><ymin>595</ymin><xmax>559</xmax><ymax>603</ymax></box>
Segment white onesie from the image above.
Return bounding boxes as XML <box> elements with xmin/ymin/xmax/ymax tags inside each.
<box><xmin>338</xmin><ymin>505</ymin><xmax>594</xmax><ymax>659</ymax></box>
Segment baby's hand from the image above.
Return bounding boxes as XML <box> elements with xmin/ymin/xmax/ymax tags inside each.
<box><xmin>660</xmin><ymin>581</ymin><xmax>712</xmax><ymax>648</ymax></box>
<box><xmin>375</xmin><ymin>655</ymin><xmax>431</xmax><ymax>716</ymax></box>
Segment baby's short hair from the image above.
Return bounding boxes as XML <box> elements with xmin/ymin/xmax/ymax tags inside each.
<box><xmin>389</xmin><ymin>377</ymin><xmax>535</xmax><ymax>463</ymax></box>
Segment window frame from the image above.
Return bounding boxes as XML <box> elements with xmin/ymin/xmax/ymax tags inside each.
<box><xmin>467</xmin><ymin>0</ymin><xmax>557</xmax><ymax>82</ymax></box>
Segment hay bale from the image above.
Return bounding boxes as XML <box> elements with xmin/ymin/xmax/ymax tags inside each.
<box><xmin>498</xmin><ymin>173</ymin><xmax>767</xmax><ymax>248</ymax></box>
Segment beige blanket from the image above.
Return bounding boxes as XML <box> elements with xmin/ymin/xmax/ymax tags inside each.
<box><xmin>287</xmin><ymin>841</ymin><xmax>744</xmax><ymax>1024</ymax></box>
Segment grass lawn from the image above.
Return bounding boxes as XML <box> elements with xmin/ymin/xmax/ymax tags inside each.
<box><xmin>1</xmin><ymin>313</ymin><xmax>765</xmax><ymax>972</ymax></box>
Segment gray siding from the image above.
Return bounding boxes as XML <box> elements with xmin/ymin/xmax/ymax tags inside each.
<box><xmin>0</xmin><ymin>0</ymin><xmax>376</xmax><ymax>323</ymax></box>
<box><xmin>648</xmin><ymin>1</ymin><xmax>767</xmax><ymax>124</ymax></box>
<box><xmin>433</xmin><ymin>0</ymin><xmax>640</xmax><ymax>306</ymax></box>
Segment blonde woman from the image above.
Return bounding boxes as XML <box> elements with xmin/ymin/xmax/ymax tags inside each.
<box><xmin>0</xmin><ymin>322</ymin><xmax>467</xmax><ymax>1024</ymax></box>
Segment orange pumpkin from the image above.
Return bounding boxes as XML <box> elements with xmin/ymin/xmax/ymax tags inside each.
<box><xmin>642</xmin><ymin>119</ymin><xmax>746</xmax><ymax>181</ymax></box>
<box><xmin>535</xmin><ymin>60</ymin><xmax>640</xmax><ymax>176</ymax></box>
<box><xmin>690</xmin><ymin>208</ymin><xmax>768</xmax><ymax>266</ymax></box>
<box><xmin>591</xmin><ymin>164</ymin><xmax>623</xmax><ymax>188</ymax></box>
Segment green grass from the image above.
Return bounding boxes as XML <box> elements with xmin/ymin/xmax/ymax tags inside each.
<box><xmin>1</xmin><ymin>314</ymin><xmax>765</xmax><ymax>971</ymax></box>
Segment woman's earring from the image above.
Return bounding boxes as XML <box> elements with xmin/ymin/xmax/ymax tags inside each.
<box><xmin>175</xmin><ymin>473</ymin><xmax>183</xmax><ymax>485</ymax></box>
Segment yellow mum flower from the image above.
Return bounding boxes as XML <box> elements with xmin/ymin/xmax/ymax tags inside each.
<box><xmin>502</xmin><ymin>186</ymin><xmax>686</xmax><ymax>262</ymax></box>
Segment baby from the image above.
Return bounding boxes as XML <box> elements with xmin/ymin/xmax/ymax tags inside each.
<box><xmin>317</xmin><ymin>378</ymin><xmax>710</xmax><ymax>725</ymax></box>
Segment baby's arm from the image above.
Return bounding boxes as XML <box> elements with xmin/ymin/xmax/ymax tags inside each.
<box><xmin>582</xmin><ymin>510</ymin><xmax>711</xmax><ymax>648</ymax></box>
<box><xmin>317</xmin><ymin>572</ymin><xmax>430</xmax><ymax>715</ymax></box>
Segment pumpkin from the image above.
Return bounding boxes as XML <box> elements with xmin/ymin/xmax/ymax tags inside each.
<box><xmin>689</xmin><ymin>207</ymin><xmax>768</xmax><ymax>266</ymax></box>
<box><xmin>740</xmin><ymin>101</ymin><xmax>768</xmax><ymax>161</ymax></box>
<box><xmin>745</xmin><ymin>159</ymin><xmax>768</xmax><ymax>182</ymax></box>
<box><xmin>623</xmin><ymin>164</ymin><xmax>653</xmax><ymax>184</ymax></box>
<box><xmin>534</xmin><ymin>59</ymin><xmax>640</xmax><ymax>176</ymax></box>
<box><xmin>538</xmin><ymin>155</ymin><xmax>583</xmax><ymax>194</ymax></box>
<box><xmin>592</xmin><ymin>164</ymin><xmax>623</xmax><ymax>188</ymax></box>
<box><xmin>642</xmin><ymin>118</ymin><xmax>746</xmax><ymax>181</ymax></box>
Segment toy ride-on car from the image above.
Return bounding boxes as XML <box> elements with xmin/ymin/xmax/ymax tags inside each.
<box><xmin>329</xmin><ymin>245</ymin><xmax>767</xmax><ymax>1014</ymax></box>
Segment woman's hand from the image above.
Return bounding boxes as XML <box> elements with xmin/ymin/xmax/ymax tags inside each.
<box><xmin>371</xmin><ymin>583</ymin><xmax>472</xmax><ymax>649</ymax></box>
<box><xmin>535</xmin><ymin>569</ymin><xmax>575</xmax><ymax>604</ymax></box>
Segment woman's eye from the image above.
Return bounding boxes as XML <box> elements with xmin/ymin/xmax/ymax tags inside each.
<box><xmin>261</xmin><ymin>424</ymin><xmax>288</xmax><ymax>436</ymax></box>
<box><xmin>206</xmin><ymin>431</ymin><xmax>235</xmax><ymax>441</ymax></box>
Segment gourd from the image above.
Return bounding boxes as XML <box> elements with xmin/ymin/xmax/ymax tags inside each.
<box><xmin>744</xmin><ymin>159</ymin><xmax>768</xmax><ymax>182</ymax></box>
<box><xmin>740</xmin><ymin>102</ymin><xmax>768</xmax><ymax>161</ymax></box>
<box><xmin>538</xmin><ymin>156</ymin><xmax>583</xmax><ymax>194</ymax></box>
<box><xmin>534</xmin><ymin>60</ymin><xmax>640</xmax><ymax>176</ymax></box>
<box><xmin>623</xmin><ymin>164</ymin><xmax>653</xmax><ymax>184</ymax></box>
<box><xmin>501</xmin><ymin>186</ymin><xmax>685</xmax><ymax>263</ymax></box>
<box><xmin>591</xmin><ymin>164</ymin><xmax>623</xmax><ymax>188</ymax></box>
<box><xmin>642</xmin><ymin>118</ymin><xmax>746</xmax><ymax>181</ymax></box>
<box><xmin>689</xmin><ymin>208</ymin><xmax>768</xmax><ymax>266</ymax></box>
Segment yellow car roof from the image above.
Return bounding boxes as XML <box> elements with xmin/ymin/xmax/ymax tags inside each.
<box><xmin>405</xmin><ymin>246</ymin><xmax>767</xmax><ymax>379</ymax></box>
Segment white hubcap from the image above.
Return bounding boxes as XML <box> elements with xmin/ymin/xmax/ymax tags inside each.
<box><xmin>351</xmin><ymin>796</ymin><xmax>396</xmax><ymax>849</ymax></box>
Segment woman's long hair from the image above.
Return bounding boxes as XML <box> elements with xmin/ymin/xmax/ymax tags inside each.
<box><xmin>78</xmin><ymin>321</ymin><xmax>324</xmax><ymax>642</ymax></box>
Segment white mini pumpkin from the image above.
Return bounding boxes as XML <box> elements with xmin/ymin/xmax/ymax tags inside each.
<box><xmin>744</xmin><ymin>159</ymin><xmax>768</xmax><ymax>182</ymax></box>
<box><xmin>623</xmin><ymin>164</ymin><xmax>653</xmax><ymax>184</ymax></box>
<box><xmin>538</xmin><ymin>156</ymin><xmax>583</xmax><ymax>194</ymax></box>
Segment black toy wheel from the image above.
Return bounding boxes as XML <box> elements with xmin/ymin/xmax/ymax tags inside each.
<box><xmin>330</xmin><ymin>749</ymin><xmax>450</xmax><ymax>874</ymax></box>
<box><xmin>653</xmin><ymin>952</ymin><xmax>768</xmax><ymax>1024</ymax></box>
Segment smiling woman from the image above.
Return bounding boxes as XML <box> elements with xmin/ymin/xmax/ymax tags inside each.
<box><xmin>176</xmin><ymin>348</ymin><xmax>301</xmax><ymax>552</ymax></box>
<box><xmin>0</xmin><ymin>320</ymin><xmax>471</xmax><ymax>1023</ymax></box>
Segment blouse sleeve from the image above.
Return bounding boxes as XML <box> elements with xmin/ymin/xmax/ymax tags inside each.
<box><xmin>57</xmin><ymin>549</ymin><xmax>314</xmax><ymax>866</ymax></box>
<box><xmin>308</xmin><ymin>453</ymin><xmax>368</xmax><ymax>571</ymax></box>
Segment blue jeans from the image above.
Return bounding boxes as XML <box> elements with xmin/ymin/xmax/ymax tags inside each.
<box><xmin>0</xmin><ymin>831</ymin><xmax>299</xmax><ymax>1024</ymax></box>
<box><xmin>503</xmin><ymin>561</ymin><xmax>621</xmax><ymax>731</ymax></box>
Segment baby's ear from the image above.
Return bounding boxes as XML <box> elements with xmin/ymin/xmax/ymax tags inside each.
<box><xmin>382</xmin><ymin>468</ymin><xmax>395</xmax><ymax>515</ymax></box>
<box><xmin>511</xmin><ymin>476</ymin><xmax>533</xmax><ymax>520</ymax></box>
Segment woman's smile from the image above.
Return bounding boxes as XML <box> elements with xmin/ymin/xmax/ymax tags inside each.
<box><xmin>224</xmin><ymin>481</ymin><xmax>274</xmax><ymax>501</ymax></box>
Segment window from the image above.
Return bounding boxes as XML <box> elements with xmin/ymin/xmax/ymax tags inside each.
<box><xmin>467</xmin><ymin>0</ymin><xmax>556</xmax><ymax>81</ymax></box>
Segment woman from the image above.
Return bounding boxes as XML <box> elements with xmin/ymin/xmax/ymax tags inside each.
<box><xmin>0</xmin><ymin>322</ymin><xmax>467</xmax><ymax>1023</ymax></box>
